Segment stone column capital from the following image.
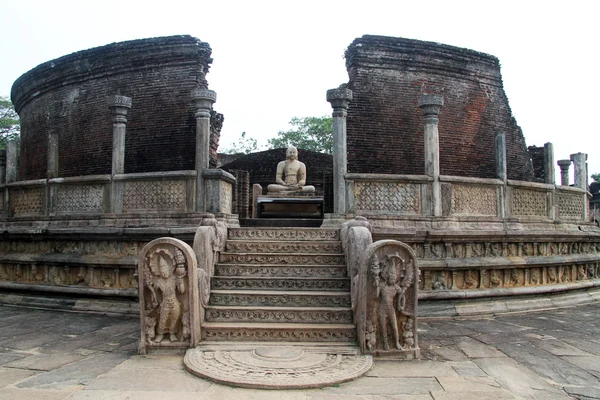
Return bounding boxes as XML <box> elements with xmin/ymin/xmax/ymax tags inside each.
<box><xmin>557</xmin><ymin>159</ymin><xmax>572</xmax><ymax>169</ymax></box>
<box><xmin>191</xmin><ymin>89</ymin><xmax>216</xmax><ymax>118</ymax></box>
<box><xmin>570</xmin><ymin>152</ymin><xmax>587</xmax><ymax>163</ymax></box>
<box><xmin>418</xmin><ymin>94</ymin><xmax>444</xmax><ymax>117</ymax></box>
<box><xmin>108</xmin><ymin>95</ymin><xmax>132</xmax><ymax>123</ymax></box>
<box><xmin>327</xmin><ymin>86</ymin><xmax>353</xmax><ymax>112</ymax></box>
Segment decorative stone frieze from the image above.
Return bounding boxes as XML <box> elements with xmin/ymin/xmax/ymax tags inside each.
<box><xmin>218</xmin><ymin>253</ymin><xmax>345</xmax><ymax>265</ymax></box>
<box><xmin>0</xmin><ymin>263</ymin><xmax>138</xmax><ymax>290</ymax></box>
<box><xmin>10</xmin><ymin>187</ymin><xmax>44</xmax><ymax>216</ymax></box>
<box><xmin>228</xmin><ymin>228</ymin><xmax>339</xmax><ymax>241</ymax></box>
<box><xmin>450</xmin><ymin>184</ymin><xmax>497</xmax><ymax>216</ymax></box>
<box><xmin>354</xmin><ymin>182</ymin><xmax>420</xmax><ymax>213</ymax></box>
<box><xmin>510</xmin><ymin>188</ymin><xmax>548</xmax><ymax>217</ymax></box>
<box><xmin>123</xmin><ymin>180</ymin><xmax>186</xmax><ymax>212</ymax></box>
<box><xmin>55</xmin><ymin>184</ymin><xmax>105</xmax><ymax>214</ymax></box>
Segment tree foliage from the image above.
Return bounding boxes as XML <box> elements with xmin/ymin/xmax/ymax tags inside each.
<box><xmin>0</xmin><ymin>97</ymin><xmax>20</xmax><ymax>149</ymax></box>
<box><xmin>221</xmin><ymin>131</ymin><xmax>260</xmax><ymax>154</ymax></box>
<box><xmin>592</xmin><ymin>173</ymin><xmax>600</xmax><ymax>183</ymax></box>
<box><xmin>268</xmin><ymin>116</ymin><xmax>333</xmax><ymax>154</ymax></box>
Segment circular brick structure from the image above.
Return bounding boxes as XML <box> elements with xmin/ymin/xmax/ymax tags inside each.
<box><xmin>11</xmin><ymin>35</ymin><xmax>217</xmax><ymax>180</ymax></box>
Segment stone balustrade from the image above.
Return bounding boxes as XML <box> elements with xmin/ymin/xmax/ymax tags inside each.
<box><xmin>345</xmin><ymin>173</ymin><xmax>589</xmax><ymax>223</ymax></box>
<box><xmin>0</xmin><ymin>169</ymin><xmax>235</xmax><ymax>219</ymax></box>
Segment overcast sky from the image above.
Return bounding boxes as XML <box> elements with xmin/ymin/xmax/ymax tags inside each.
<box><xmin>1</xmin><ymin>0</ymin><xmax>598</xmax><ymax>182</ymax></box>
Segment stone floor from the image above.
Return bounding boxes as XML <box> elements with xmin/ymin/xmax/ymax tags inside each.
<box><xmin>0</xmin><ymin>302</ymin><xmax>599</xmax><ymax>399</ymax></box>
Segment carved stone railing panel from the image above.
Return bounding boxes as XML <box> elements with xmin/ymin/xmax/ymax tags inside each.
<box><xmin>510</xmin><ymin>188</ymin><xmax>548</xmax><ymax>217</ymax></box>
<box><xmin>356</xmin><ymin>239</ymin><xmax>419</xmax><ymax>359</ymax></box>
<box><xmin>138</xmin><ymin>237</ymin><xmax>199</xmax><ymax>354</ymax></box>
<box><xmin>450</xmin><ymin>184</ymin><xmax>497</xmax><ymax>216</ymax></box>
<box><xmin>123</xmin><ymin>179</ymin><xmax>187</xmax><ymax>212</ymax></box>
<box><xmin>557</xmin><ymin>191</ymin><xmax>584</xmax><ymax>220</ymax></box>
<box><xmin>354</xmin><ymin>182</ymin><xmax>421</xmax><ymax>214</ymax></box>
<box><xmin>55</xmin><ymin>184</ymin><xmax>105</xmax><ymax>214</ymax></box>
<box><xmin>11</xmin><ymin>187</ymin><xmax>44</xmax><ymax>216</ymax></box>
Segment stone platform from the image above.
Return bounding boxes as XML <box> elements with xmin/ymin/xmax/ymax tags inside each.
<box><xmin>184</xmin><ymin>343</ymin><xmax>373</xmax><ymax>389</ymax></box>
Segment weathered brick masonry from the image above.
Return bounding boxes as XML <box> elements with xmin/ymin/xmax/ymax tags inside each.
<box><xmin>345</xmin><ymin>35</ymin><xmax>534</xmax><ymax>181</ymax></box>
<box><xmin>11</xmin><ymin>35</ymin><xmax>221</xmax><ymax>180</ymax></box>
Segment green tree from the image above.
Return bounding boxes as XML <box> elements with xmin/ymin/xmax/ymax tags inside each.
<box><xmin>0</xmin><ymin>97</ymin><xmax>20</xmax><ymax>149</ymax></box>
<box><xmin>221</xmin><ymin>131</ymin><xmax>260</xmax><ymax>154</ymax></box>
<box><xmin>268</xmin><ymin>116</ymin><xmax>333</xmax><ymax>154</ymax></box>
<box><xmin>592</xmin><ymin>173</ymin><xmax>600</xmax><ymax>182</ymax></box>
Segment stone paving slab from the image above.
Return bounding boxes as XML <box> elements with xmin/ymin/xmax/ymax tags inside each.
<box><xmin>16</xmin><ymin>352</ymin><xmax>128</xmax><ymax>389</ymax></box>
<box><xmin>0</xmin><ymin>388</ymin><xmax>78</xmax><ymax>400</ymax></box>
<box><xmin>365</xmin><ymin>360</ymin><xmax>458</xmax><ymax>377</ymax></box>
<box><xmin>0</xmin><ymin>367</ymin><xmax>37</xmax><ymax>389</ymax></box>
<box><xmin>0</xmin><ymin>302</ymin><xmax>600</xmax><ymax>398</ymax></box>
<box><xmin>5</xmin><ymin>353</ymin><xmax>86</xmax><ymax>371</ymax></box>
<box><xmin>321</xmin><ymin>377</ymin><xmax>442</xmax><ymax>395</ymax></box>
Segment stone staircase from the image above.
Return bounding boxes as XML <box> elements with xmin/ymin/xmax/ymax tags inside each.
<box><xmin>201</xmin><ymin>227</ymin><xmax>356</xmax><ymax>342</ymax></box>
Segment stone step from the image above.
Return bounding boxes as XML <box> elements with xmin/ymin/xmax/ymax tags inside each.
<box><xmin>219</xmin><ymin>252</ymin><xmax>345</xmax><ymax>265</ymax></box>
<box><xmin>201</xmin><ymin>322</ymin><xmax>356</xmax><ymax>342</ymax></box>
<box><xmin>214</xmin><ymin>264</ymin><xmax>347</xmax><ymax>278</ymax></box>
<box><xmin>239</xmin><ymin>218</ymin><xmax>323</xmax><ymax>228</ymax></box>
<box><xmin>228</xmin><ymin>228</ymin><xmax>340</xmax><ymax>242</ymax></box>
<box><xmin>225</xmin><ymin>240</ymin><xmax>343</xmax><ymax>254</ymax></box>
<box><xmin>209</xmin><ymin>290</ymin><xmax>352</xmax><ymax>308</ymax></box>
<box><xmin>205</xmin><ymin>305</ymin><xmax>353</xmax><ymax>324</ymax></box>
<box><xmin>211</xmin><ymin>276</ymin><xmax>351</xmax><ymax>291</ymax></box>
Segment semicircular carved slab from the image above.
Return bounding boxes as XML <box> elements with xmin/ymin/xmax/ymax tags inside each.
<box><xmin>137</xmin><ymin>237</ymin><xmax>199</xmax><ymax>354</ymax></box>
<box><xmin>357</xmin><ymin>240</ymin><xmax>419</xmax><ymax>359</ymax></box>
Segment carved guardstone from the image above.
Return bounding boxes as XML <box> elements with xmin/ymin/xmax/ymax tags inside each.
<box><xmin>357</xmin><ymin>240</ymin><xmax>419</xmax><ymax>359</ymax></box>
<box><xmin>138</xmin><ymin>237</ymin><xmax>199</xmax><ymax>354</ymax></box>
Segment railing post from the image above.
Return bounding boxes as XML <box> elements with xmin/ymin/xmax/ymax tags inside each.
<box><xmin>108</xmin><ymin>95</ymin><xmax>132</xmax><ymax>214</ymax></box>
<box><xmin>327</xmin><ymin>85</ymin><xmax>353</xmax><ymax>215</ymax></box>
<box><xmin>418</xmin><ymin>94</ymin><xmax>443</xmax><ymax>217</ymax></box>
<box><xmin>191</xmin><ymin>89</ymin><xmax>216</xmax><ymax>212</ymax></box>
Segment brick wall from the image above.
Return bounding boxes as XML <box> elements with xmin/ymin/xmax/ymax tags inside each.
<box><xmin>344</xmin><ymin>35</ymin><xmax>534</xmax><ymax>181</ymax></box>
<box><xmin>528</xmin><ymin>145</ymin><xmax>545</xmax><ymax>182</ymax></box>
<box><xmin>11</xmin><ymin>35</ymin><xmax>216</xmax><ymax>180</ymax></box>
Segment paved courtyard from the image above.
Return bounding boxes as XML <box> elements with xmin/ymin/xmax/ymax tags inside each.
<box><xmin>0</xmin><ymin>302</ymin><xmax>598</xmax><ymax>399</ymax></box>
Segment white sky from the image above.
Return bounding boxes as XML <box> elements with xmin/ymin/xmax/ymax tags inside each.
<box><xmin>1</xmin><ymin>0</ymin><xmax>598</xmax><ymax>182</ymax></box>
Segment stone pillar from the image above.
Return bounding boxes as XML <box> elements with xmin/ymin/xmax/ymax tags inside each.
<box><xmin>191</xmin><ymin>89</ymin><xmax>216</xmax><ymax>212</ymax></box>
<box><xmin>6</xmin><ymin>139</ymin><xmax>18</xmax><ymax>183</ymax></box>
<box><xmin>326</xmin><ymin>85</ymin><xmax>353</xmax><ymax>215</ymax></box>
<box><xmin>0</xmin><ymin>150</ymin><xmax>6</xmax><ymax>184</ymax></box>
<box><xmin>544</xmin><ymin>142</ymin><xmax>555</xmax><ymax>184</ymax></box>
<box><xmin>570</xmin><ymin>152</ymin><xmax>588</xmax><ymax>190</ymax></box>
<box><xmin>108</xmin><ymin>95</ymin><xmax>132</xmax><ymax>213</ymax></box>
<box><xmin>495</xmin><ymin>132</ymin><xmax>507</xmax><ymax>182</ymax></box>
<box><xmin>418</xmin><ymin>94</ymin><xmax>444</xmax><ymax>217</ymax></box>
<box><xmin>495</xmin><ymin>132</ymin><xmax>507</xmax><ymax>219</ymax></box>
<box><xmin>47</xmin><ymin>133</ymin><xmax>59</xmax><ymax>179</ymax></box>
<box><xmin>557</xmin><ymin>159</ymin><xmax>571</xmax><ymax>186</ymax></box>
